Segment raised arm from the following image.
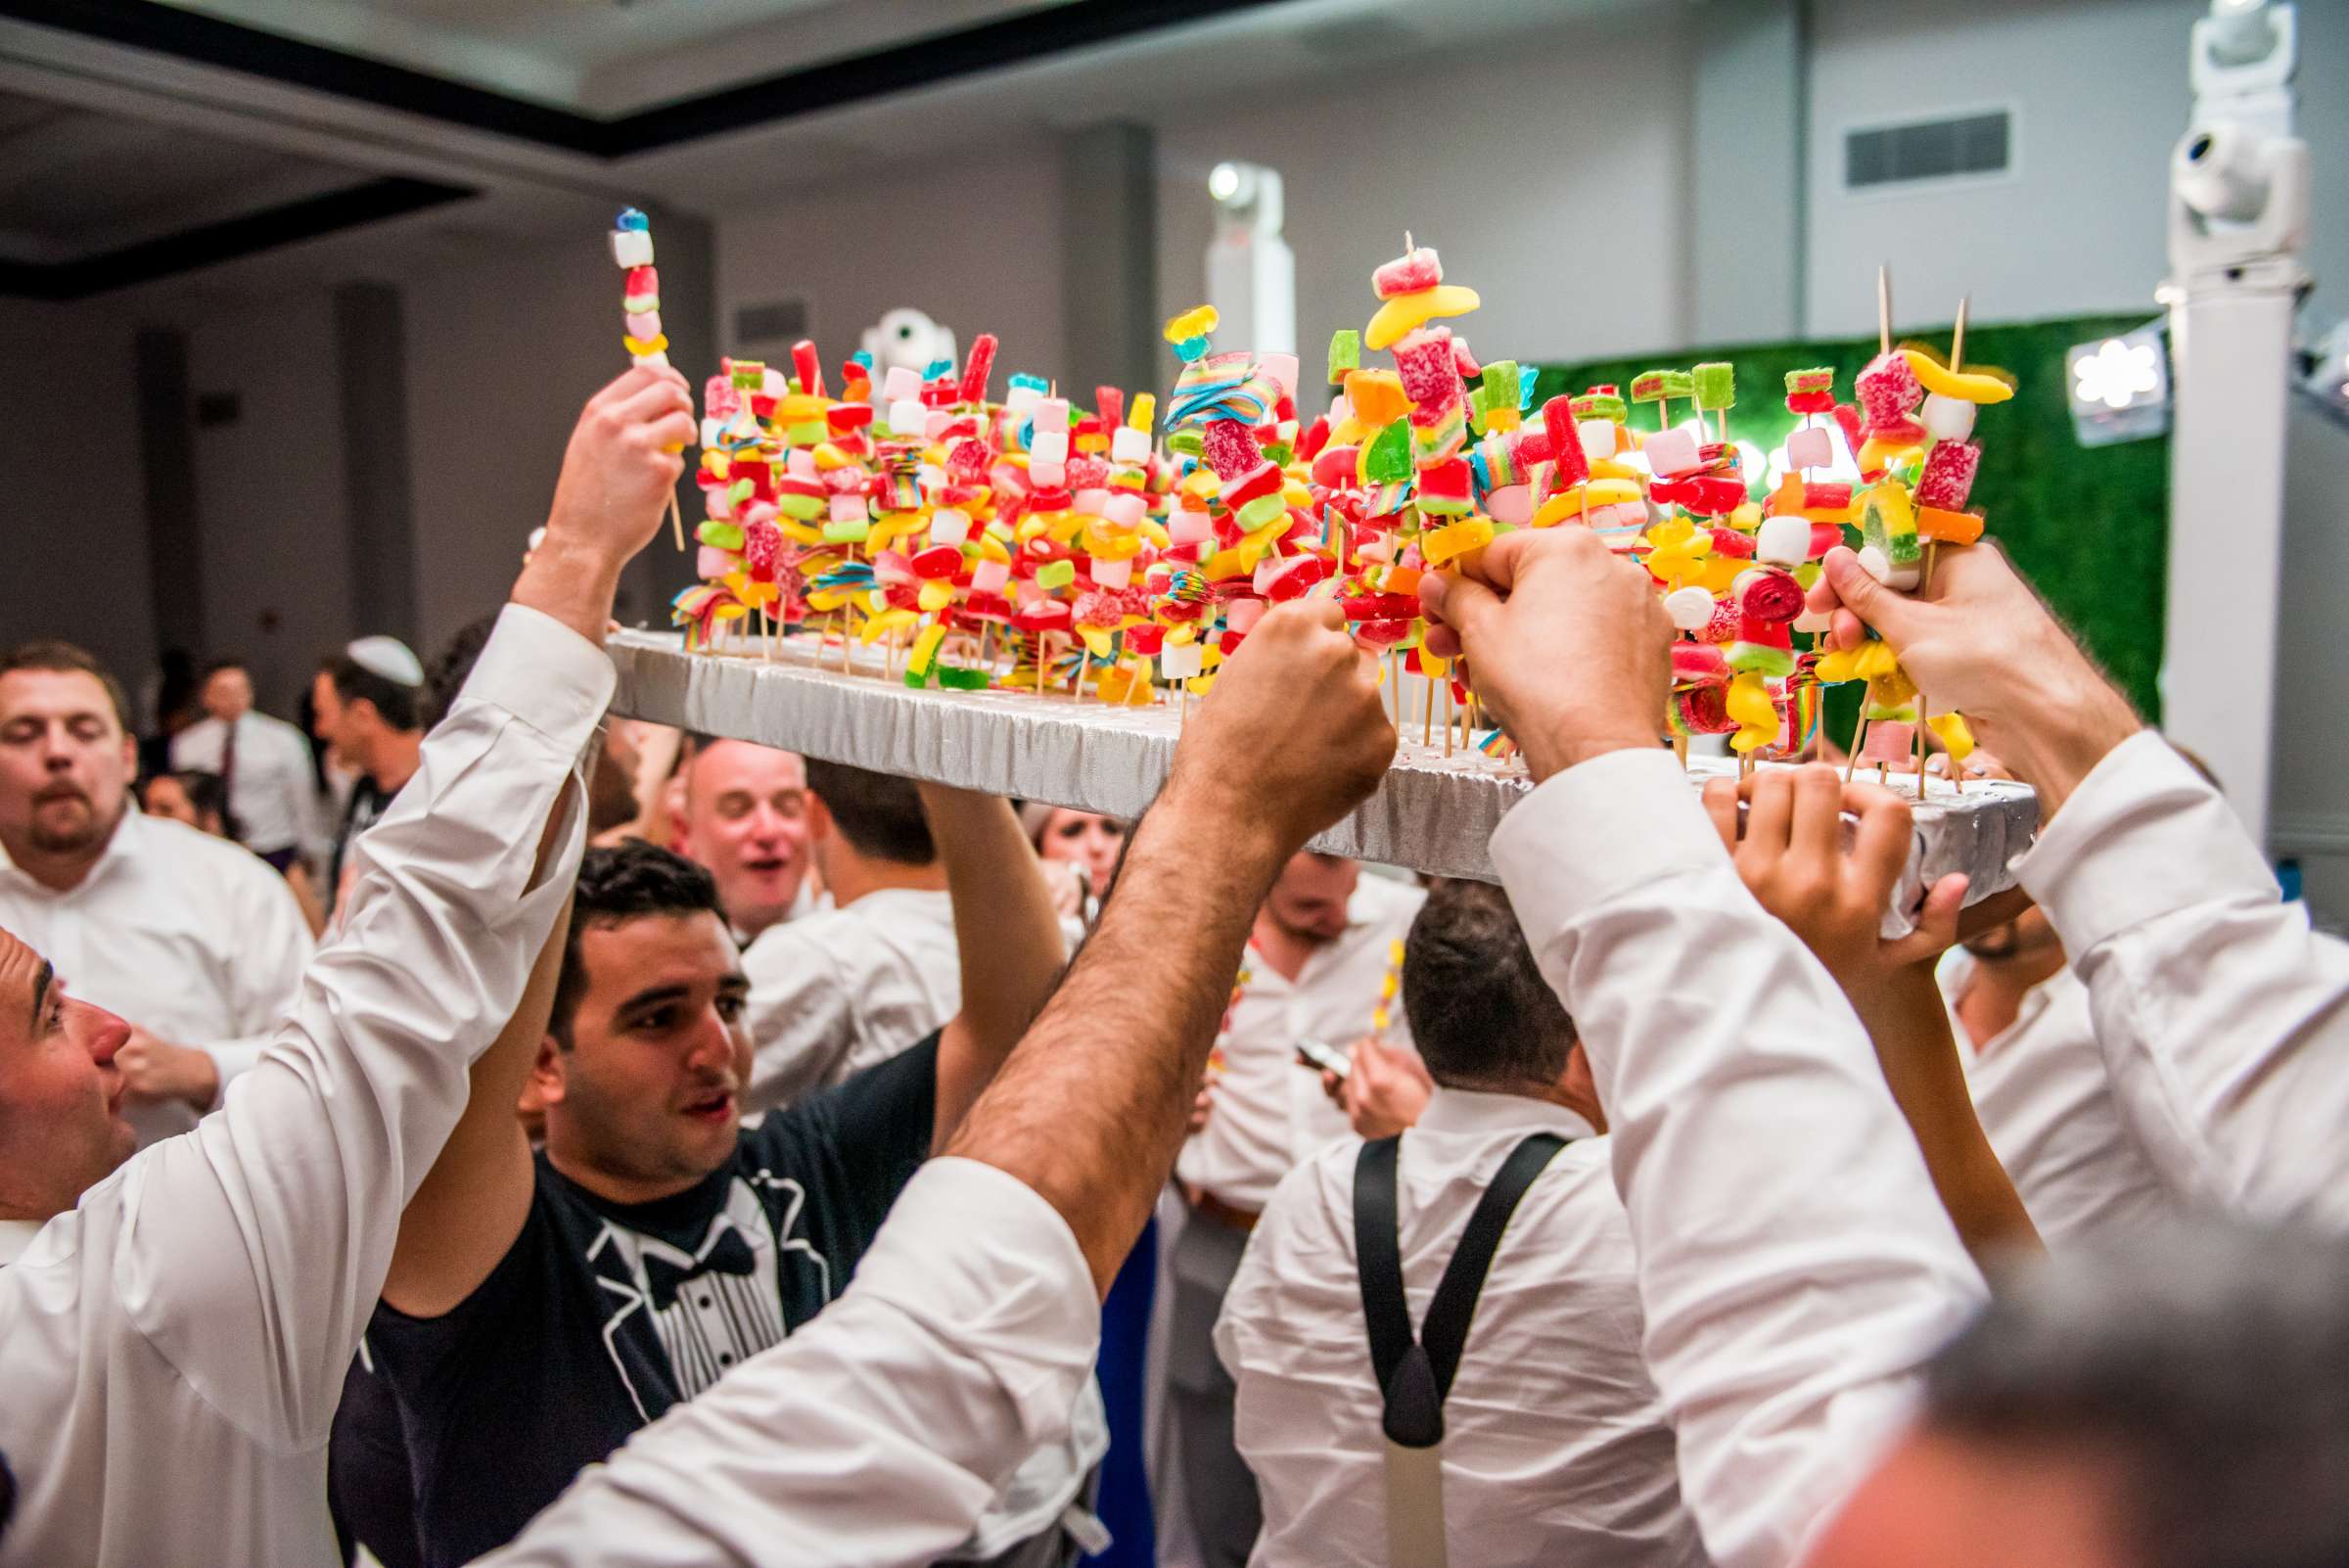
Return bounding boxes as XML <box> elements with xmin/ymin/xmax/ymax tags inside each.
<box><xmin>919</xmin><ymin>783</ymin><xmax>1066</xmax><ymax>1150</ymax></box>
<box><xmin>483</xmin><ymin>602</ymin><xmax>1393</xmax><ymax>1568</ymax></box>
<box><xmin>1423</xmin><ymin>530</ymin><xmax>1984</xmax><ymax>1568</ymax></box>
<box><xmin>1813</xmin><ymin>544</ymin><xmax>2349</xmax><ymax>1229</ymax></box>
<box><xmin>379</xmin><ymin>891</ymin><xmax>571</xmax><ymax>1316</ymax></box>
<box><xmin>115</xmin><ymin>365</ymin><xmax>693</xmax><ymax>1451</ymax></box>
<box><xmin>1701</xmin><ymin>768</ymin><xmax>2042</xmax><ymax>1263</ymax></box>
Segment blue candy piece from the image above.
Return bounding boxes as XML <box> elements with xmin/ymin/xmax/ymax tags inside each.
<box><xmin>923</xmin><ymin>357</ymin><xmax>954</xmax><ymax>381</ymax></box>
<box><xmin>616</xmin><ymin>208</ymin><xmax>649</xmax><ymax>230</ymax></box>
<box><xmin>851</xmin><ymin>349</ymin><xmax>875</xmax><ymax>371</ymax></box>
<box><xmin>1008</xmin><ymin>372</ymin><xmax>1049</xmax><ymax>393</ymax></box>
<box><xmin>1018</xmin><ymin>418</ymin><xmax>1035</xmax><ymax>451</ymax></box>
<box><xmin>1175</xmin><ymin>335</ymin><xmax>1210</xmax><ymax>363</ymax></box>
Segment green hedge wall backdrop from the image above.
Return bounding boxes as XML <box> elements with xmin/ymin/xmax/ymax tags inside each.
<box><xmin>1533</xmin><ymin>313</ymin><xmax>2170</xmax><ymax>734</ymax></box>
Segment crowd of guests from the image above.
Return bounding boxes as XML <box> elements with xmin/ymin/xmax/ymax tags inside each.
<box><xmin>2</xmin><ymin>361</ymin><xmax>2344</xmax><ymax>1568</ymax></box>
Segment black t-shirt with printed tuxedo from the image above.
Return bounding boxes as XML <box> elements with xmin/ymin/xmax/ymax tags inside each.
<box><xmin>365</xmin><ymin>1035</ymin><xmax>938</xmax><ymax>1568</ymax></box>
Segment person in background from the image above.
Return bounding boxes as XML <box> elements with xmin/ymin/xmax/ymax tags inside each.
<box><xmin>0</xmin><ymin>641</ymin><xmax>313</xmax><ymax>1145</ymax></box>
<box><xmin>0</xmin><ymin>357</ymin><xmax>688</xmax><ymax>1568</ymax></box>
<box><xmin>1220</xmin><ymin>877</ymin><xmax>1707</xmax><ymax>1566</ymax></box>
<box><xmin>422</xmin><ymin>616</ymin><xmax>646</xmax><ymax>844</ymax></box>
<box><xmin>137</xmin><ymin>647</ymin><xmax>200</xmax><ymax>783</ymax></box>
<box><xmin>1169</xmin><ymin>851</ymin><xmax>1423</xmax><ymax>1568</ymax></box>
<box><xmin>169</xmin><ymin>658</ymin><xmax>317</xmax><ymax>874</ymax></box>
<box><xmin>736</xmin><ymin>760</ymin><xmax>978</xmax><ymax>1112</ymax></box>
<box><xmin>140</xmin><ymin>769</ymin><xmax>231</xmax><ymax>839</ymax></box>
<box><xmin>1942</xmin><ymin>900</ymin><xmax>2174</xmax><ymax>1248</ymax></box>
<box><xmin>667</xmin><ymin>735</ymin><xmax>814</xmax><ymax>942</ymax></box>
<box><xmin>1021</xmin><ymin>806</ymin><xmax>1123</xmax><ymax>925</ymax></box>
<box><xmin>362</xmin><ymin>786</ymin><xmax>1084</xmax><ymax>1568</ymax></box>
<box><xmin>313</xmin><ymin>637</ymin><xmax>426</xmax><ymax>906</ymax></box>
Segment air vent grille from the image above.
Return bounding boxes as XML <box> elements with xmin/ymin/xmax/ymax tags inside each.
<box><xmin>1845</xmin><ymin>111</ymin><xmax>2011</xmax><ymax>191</ymax></box>
<box><xmin>734</xmin><ymin>298</ymin><xmax>809</xmax><ymax>346</ymax></box>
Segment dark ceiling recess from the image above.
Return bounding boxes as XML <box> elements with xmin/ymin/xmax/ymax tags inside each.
<box><xmin>0</xmin><ymin>176</ymin><xmax>473</xmax><ymax>300</ymax></box>
<box><xmin>0</xmin><ymin>0</ymin><xmax>1297</xmax><ymax>156</ymax></box>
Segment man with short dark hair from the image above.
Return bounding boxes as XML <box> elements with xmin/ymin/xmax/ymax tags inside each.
<box><xmin>736</xmin><ymin>758</ymin><xmax>977</xmax><ymax>1112</ymax></box>
<box><xmin>0</xmin><ymin>640</ymin><xmax>312</xmax><ymax>1143</ymax></box>
<box><xmin>1218</xmin><ymin>879</ymin><xmax>1706</xmax><ymax>1566</ymax></box>
<box><xmin>363</xmin><ymin>784</ymin><xmax>1085</xmax><ymax>1568</ymax></box>
<box><xmin>168</xmin><ymin>658</ymin><xmax>316</xmax><ymax>872</ymax></box>
<box><xmin>668</xmin><ymin>734</ymin><xmax>813</xmax><ymax>941</ymax></box>
<box><xmin>314</xmin><ymin>641</ymin><xmax>425</xmax><ymax>901</ymax></box>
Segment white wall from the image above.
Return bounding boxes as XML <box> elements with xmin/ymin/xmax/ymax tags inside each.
<box><xmin>1807</xmin><ymin>0</ymin><xmax>2203</xmax><ymax>338</ymax></box>
<box><xmin>0</xmin><ymin>302</ymin><xmax>151</xmax><ymax>688</ymax></box>
<box><xmin>718</xmin><ymin>150</ymin><xmax>1069</xmax><ymax>398</ymax></box>
<box><xmin>1153</xmin><ymin>8</ymin><xmax>1695</xmax><ymax>407</ymax></box>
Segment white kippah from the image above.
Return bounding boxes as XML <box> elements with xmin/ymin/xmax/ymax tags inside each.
<box><xmin>345</xmin><ymin>635</ymin><xmax>425</xmax><ymax>687</ymax></box>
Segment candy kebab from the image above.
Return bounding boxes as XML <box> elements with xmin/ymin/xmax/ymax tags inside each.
<box><xmin>607</xmin><ymin>208</ymin><xmax>691</xmax><ymax>552</ymax></box>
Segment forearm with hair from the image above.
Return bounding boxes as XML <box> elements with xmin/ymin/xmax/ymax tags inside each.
<box><xmin>1853</xmin><ymin>971</ymin><xmax>2043</xmax><ymax>1261</ymax></box>
<box><xmin>944</xmin><ymin>794</ymin><xmax>1280</xmax><ymax>1296</ymax></box>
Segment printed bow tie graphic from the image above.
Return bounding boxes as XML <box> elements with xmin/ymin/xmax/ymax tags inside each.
<box><xmin>642</xmin><ymin>1227</ymin><xmax>758</xmax><ymax>1310</ymax></box>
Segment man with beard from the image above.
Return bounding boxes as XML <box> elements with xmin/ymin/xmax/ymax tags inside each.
<box><xmin>0</xmin><ymin>642</ymin><xmax>311</xmax><ymax>1144</ymax></box>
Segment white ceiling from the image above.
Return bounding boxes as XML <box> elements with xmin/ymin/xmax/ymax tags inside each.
<box><xmin>158</xmin><ymin>0</ymin><xmax>1074</xmax><ymax>115</ymax></box>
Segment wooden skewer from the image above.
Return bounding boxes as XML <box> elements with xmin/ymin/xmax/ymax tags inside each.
<box><xmin>668</xmin><ymin>490</ymin><xmax>685</xmax><ymax>551</ymax></box>
<box><xmin>1950</xmin><ymin>295</ymin><xmax>1970</xmax><ymax>375</ymax></box>
<box><xmin>1845</xmin><ymin>707</ymin><xmax>1869</xmax><ymax>785</ymax></box>
<box><xmin>1877</xmin><ymin>264</ymin><xmax>1893</xmax><ymax>356</ymax></box>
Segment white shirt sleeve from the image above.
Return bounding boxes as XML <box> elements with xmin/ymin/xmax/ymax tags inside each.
<box><xmin>480</xmin><ymin>1157</ymin><xmax>1099</xmax><ymax>1568</ymax></box>
<box><xmin>113</xmin><ymin>605</ymin><xmax>613</xmax><ymax>1452</ymax></box>
<box><xmin>739</xmin><ymin>918</ymin><xmax>861</xmax><ymax>1112</ymax></box>
<box><xmin>2019</xmin><ymin>730</ymin><xmax>2349</xmax><ymax>1227</ymax></box>
<box><xmin>1492</xmin><ymin>749</ymin><xmax>1984</xmax><ymax>1568</ymax></box>
<box><xmin>200</xmin><ymin>857</ymin><xmax>318</xmax><ymax>1098</ymax></box>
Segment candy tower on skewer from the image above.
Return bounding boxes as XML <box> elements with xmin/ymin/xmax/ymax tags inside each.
<box><xmin>608</xmin><ymin>207</ymin><xmax>688</xmax><ymax>551</ymax></box>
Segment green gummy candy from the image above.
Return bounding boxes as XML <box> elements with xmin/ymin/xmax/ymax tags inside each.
<box><xmin>1363</xmin><ymin>418</ymin><xmax>1413</xmax><ymax>484</ymax></box>
<box><xmin>786</xmin><ymin>421</ymin><xmax>827</xmax><ymax>445</ymax></box>
<box><xmin>939</xmin><ymin>666</ymin><xmax>990</xmax><ymax>691</ymax></box>
<box><xmin>1236</xmin><ymin>492</ymin><xmax>1288</xmax><ymax>530</ymax></box>
<box><xmin>1167</xmin><ymin>429</ymin><xmax>1205</xmax><ymax>458</ymax></box>
<box><xmin>1480</xmin><ymin>360</ymin><xmax>1522</xmax><ymax>404</ymax></box>
<box><xmin>902</xmin><ymin>667</ymin><xmax>932</xmax><ymax>688</ymax></box>
<box><xmin>1261</xmin><ymin>442</ymin><xmax>1294</xmax><ymax>467</ymax></box>
<box><xmin>730</xmin><ymin>362</ymin><xmax>765</xmax><ymax>390</ymax></box>
<box><xmin>728</xmin><ymin>480</ymin><xmax>755</xmax><ymax>505</ymax></box>
<box><xmin>696</xmin><ymin>522</ymin><xmax>744</xmax><ymax>551</ymax></box>
<box><xmin>1036</xmin><ymin>559</ymin><xmax>1077</xmax><ymax>589</ymax></box>
<box><xmin>1327</xmin><ymin>329</ymin><xmax>1360</xmax><ymax>385</ymax></box>
<box><xmin>774</xmin><ymin>493</ymin><xmax>826</xmax><ymax>521</ymax></box>
<box><xmin>821</xmin><ymin>518</ymin><xmax>872</xmax><ymax>543</ymax></box>
<box><xmin>1692</xmin><ymin>362</ymin><xmax>1734</xmax><ymax>410</ymax></box>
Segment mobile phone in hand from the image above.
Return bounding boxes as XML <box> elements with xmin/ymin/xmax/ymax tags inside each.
<box><xmin>1295</xmin><ymin>1038</ymin><xmax>1352</xmax><ymax>1081</ymax></box>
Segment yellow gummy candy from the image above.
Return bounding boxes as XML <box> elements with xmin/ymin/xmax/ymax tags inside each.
<box><xmin>906</xmin><ymin>623</ymin><xmax>947</xmax><ymax>674</ymax></box>
<box><xmin>777</xmin><ymin>393</ymin><xmax>831</xmax><ymax>421</ymax></box>
<box><xmin>1363</xmin><ymin>285</ymin><xmax>1483</xmax><ymax>351</ymax></box>
<box><xmin>1421</xmin><ymin>518</ymin><xmax>1496</xmax><ymax>567</ymax></box>
<box><xmin>1815</xmin><ymin>640</ymin><xmax>1901</xmax><ymax>684</ymax></box>
<box><xmin>917</xmin><ymin>580</ymin><xmax>955</xmax><ymax>613</ymax></box>
<box><xmin>1859</xmin><ymin>436</ymin><xmax>1925</xmax><ymax>475</ymax></box>
<box><xmin>780</xmin><ymin>521</ymin><xmax>825</xmax><ymax>547</ymax></box>
<box><xmin>1164</xmin><ymin>304</ymin><xmax>1219</xmax><ymax>343</ymax></box>
<box><xmin>1128</xmin><ymin>392</ymin><xmax>1157</xmax><ymax>434</ymax></box>
<box><xmin>1344</xmin><ymin>370</ymin><xmax>1410</xmax><ymax>429</ymax></box>
<box><xmin>1080</xmin><ymin>626</ymin><xmax>1116</xmax><ymax>660</ymax></box>
<box><xmin>1927</xmin><ymin>711</ymin><xmax>1976</xmax><ymax>763</ymax></box>
<box><xmin>860</xmin><ymin>608</ymin><xmax>917</xmax><ymax>642</ymax></box>
<box><xmin>623</xmin><ymin>333</ymin><xmax>669</xmax><ymax>356</ymax></box>
<box><xmin>811</xmin><ymin>442</ymin><xmax>853</xmax><ymax>471</ymax></box>
<box><xmin>1899</xmin><ymin>349</ymin><xmax>2016</xmax><ymax>405</ymax></box>
<box><xmin>1727</xmin><ymin>670</ymin><xmax>1779</xmax><ymax>754</ymax></box>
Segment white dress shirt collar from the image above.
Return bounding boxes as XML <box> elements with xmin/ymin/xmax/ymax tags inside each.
<box><xmin>0</xmin><ymin>801</ymin><xmax>142</xmax><ymax>899</ymax></box>
<box><xmin>1413</xmin><ymin>1084</ymin><xmax>1595</xmax><ymax>1142</ymax></box>
<box><xmin>0</xmin><ymin>1217</ymin><xmax>44</xmax><ymax>1267</ymax></box>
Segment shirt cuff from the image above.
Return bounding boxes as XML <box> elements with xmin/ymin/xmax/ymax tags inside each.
<box><xmin>205</xmin><ymin>1037</ymin><xmax>271</xmax><ymax>1107</ymax></box>
<box><xmin>1491</xmin><ymin>747</ymin><xmax>1727</xmax><ymax>941</ymax></box>
<box><xmin>2017</xmin><ymin>730</ymin><xmax>2278</xmax><ymax>956</ymax></box>
<box><xmin>457</xmin><ymin>604</ymin><xmax>618</xmax><ymax>756</ymax></box>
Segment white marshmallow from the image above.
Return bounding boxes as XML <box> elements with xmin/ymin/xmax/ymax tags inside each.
<box><xmin>1857</xmin><ymin>544</ymin><xmax>1920</xmax><ymax>590</ymax></box>
<box><xmin>1785</xmin><ymin>426</ymin><xmax>1834</xmax><ymax>471</ymax></box>
<box><xmin>887</xmin><ymin>398</ymin><xmax>928</xmax><ymax>434</ymax></box>
<box><xmin>883</xmin><ymin>366</ymin><xmax>923</xmax><ymax>401</ymax></box>
<box><xmin>1921</xmin><ymin>392</ymin><xmax>1976</xmax><ymax>442</ymax></box>
<box><xmin>1029</xmin><ymin>459</ymin><xmax>1067</xmax><ymax>489</ymax></box>
<box><xmin>1169</xmin><ymin>510</ymin><xmax>1212</xmax><ymax>545</ymax></box>
<box><xmin>1756</xmin><ymin>513</ymin><xmax>1813</xmax><ymax>566</ymax></box>
<box><xmin>1644</xmin><ymin>427</ymin><xmax>1701</xmax><ymax>478</ymax></box>
<box><xmin>786</xmin><ymin>448</ymin><xmax>818</xmax><ymax>481</ymax></box>
<box><xmin>1160</xmin><ymin>641</ymin><xmax>1205</xmax><ymax>680</ymax></box>
<box><xmin>1091</xmin><ymin>555</ymin><xmax>1134</xmax><ymax>589</ymax></box>
<box><xmin>630</xmin><ymin>351</ymin><xmax>669</xmax><ymax>371</ymax></box>
<box><xmin>700</xmin><ymin>416</ymin><xmax>728</xmax><ymax>449</ymax></box>
<box><xmin>930</xmin><ymin>509</ymin><xmax>972</xmax><ymax>546</ymax></box>
<box><xmin>829</xmin><ymin>492</ymin><xmax>866</xmax><ymax>524</ymax></box>
<box><xmin>1578</xmin><ymin>419</ymin><xmax>1618</xmax><ymax>460</ymax></box>
<box><xmin>609</xmin><ymin>230</ymin><xmax>654</xmax><ymax>268</ymax></box>
<box><xmin>1030</xmin><ymin>429</ymin><xmax>1070</xmax><ymax>466</ymax></box>
<box><xmin>1072</xmin><ymin>487</ymin><xmax>1112</xmax><ymax>516</ymax></box>
<box><xmin>1110</xmin><ymin>426</ymin><xmax>1151</xmax><ymax>464</ymax></box>
<box><xmin>1033</xmin><ymin>397</ymin><xmax>1071</xmax><ymax>435</ymax></box>
<box><xmin>970</xmin><ymin>559</ymin><xmax>1011</xmax><ymax>595</ymax></box>
<box><xmin>1103</xmin><ymin>492</ymin><xmax>1147</xmax><ymax>527</ymax></box>
<box><xmin>1663</xmin><ymin>586</ymin><xmax>1716</xmax><ymax>631</ymax></box>
<box><xmin>1793</xmin><ymin>608</ymin><xmax>1835</xmax><ymax>634</ymax></box>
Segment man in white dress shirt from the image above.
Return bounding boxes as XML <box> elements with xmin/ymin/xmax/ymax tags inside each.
<box><xmin>0</xmin><ymin>361</ymin><xmax>694</xmax><ymax>1568</ymax></box>
<box><xmin>0</xmin><ymin>641</ymin><xmax>313</xmax><ymax>1145</ymax></box>
<box><xmin>168</xmin><ymin>659</ymin><xmax>317</xmax><ymax>871</ymax></box>
<box><xmin>476</xmin><ymin>598</ymin><xmax>1398</xmax><ymax>1568</ymax></box>
<box><xmin>738</xmin><ymin>759</ymin><xmax>974</xmax><ymax>1112</ymax></box>
<box><xmin>1942</xmin><ymin>905</ymin><xmax>2173</xmax><ymax>1248</ymax></box>
<box><xmin>1218</xmin><ymin>877</ymin><xmax>1705</xmax><ymax>1567</ymax></box>
<box><xmin>1169</xmin><ymin>850</ymin><xmax>1423</xmax><ymax>1567</ymax></box>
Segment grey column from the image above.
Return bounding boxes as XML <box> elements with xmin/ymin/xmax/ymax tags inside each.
<box><xmin>335</xmin><ymin>281</ymin><xmax>419</xmax><ymax>643</ymax></box>
<box><xmin>1689</xmin><ymin>0</ymin><xmax>1805</xmax><ymax>345</ymax></box>
<box><xmin>135</xmin><ymin>326</ymin><xmax>207</xmax><ymax>656</ymax></box>
<box><xmin>1060</xmin><ymin>121</ymin><xmax>1159</xmax><ymax>404</ymax></box>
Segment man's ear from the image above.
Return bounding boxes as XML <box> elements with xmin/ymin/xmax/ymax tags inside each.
<box><xmin>530</xmin><ymin>1035</ymin><xmax>568</xmax><ymax>1108</ymax></box>
<box><xmin>664</xmin><ymin>774</ymin><xmax>689</xmax><ymax>854</ymax></box>
<box><xmin>804</xmin><ymin>791</ymin><xmax>834</xmax><ymax>846</ymax></box>
<box><xmin>118</xmin><ymin>733</ymin><xmax>138</xmax><ymax>777</ymax></box>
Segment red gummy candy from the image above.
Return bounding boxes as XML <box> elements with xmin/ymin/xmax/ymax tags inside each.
<box><xmin>1786</xmin><ymin>389</ymin><xmax>1835</xmax><ymax>415</ymax></box>
<box><xmin>1830</xmin><ymin>404</ymin><xmax>1865</xmax><ymax>462</ymax></box>
<box><xmin>1265</xmin><ymin>555</ymin><xmax>1332</xmax><ymax>602</ymax></box>
<box><xmin>1066</xmin><ymin>455</ymin><xmax>1111</xmax><ymax>491</ymax></box>
<box><xmin>1355</xmin><ymin>619</ymin><xmax>1414</xmax><ymax>647</ymax></box>
<box><xmin>1541</xmin><ymin>396</ymin><xmax>1589</xmax><ymax>490</ymax></box>
<box><xmin>1803</xmin><ymin>482</ymin><xmax>1854</xmax><ymax>510</ymax></box>
<box><xmin>1672</xmin><ymin>643</ymin><xmax>1728</xmax><ymax>684</ymax></box>
<box><xmin>1094</xmin><ymin>386</ymin><xmax>1124</xmax><ymax>429</ymax></box>
<box><xmin>1392</xmin><ymin>329</ymin><xmax>1461</xmax><ymax>410</ymax></box>
<box><xmin>957</xmin><ymin>334</ymin><xmax>998</xmax><ymax>406</ymax></box>
<box><xmin>743</xmin><ymin>520</ymin><xmax>782</xmax><ymax>579</ymax></box>
<box><xmin>1856</xmin><ymin>352</ymin><xmax>1923</xmax><ymax>427</ymax></box>
<box><xmin>1915</xmin><ymin>439</ymin><xmax>1980</xmax><ymax>511</ymax></box>
<box><xmin>1203</xmin><ymin>419</ymin><xmax>1259</xmax><ymax>482</ymax></box>
<box><xmin>792</xmin><ymin>340</ymin><xmax>824</xmax><ymax>400</ymax></box>
<box><xmin>1372</xmin><ymin>248</ymin><xmax>1443</xmax><ymax>300</ymax></box>
<box><xmin>1708</xmin><ymin>527</ymin><xmax>1757</xmax><ymax>559</ymax></box>
<box><xmin>1296</xmin><ymin>415</ymin><xmax>1332</xmax><ymax>464</ymax></box>
<box><xmin>1703</xmin><ymin>600</ymin><xmax>1741</xmax><ymax>644</ymax></box>
<box><xmin>1451</xmin><ymin>337</ymin><xmax>1482</xmax><ymax>379</ymax></box>
<box><xmin>1124</xmin><ymin>623</ymin><xmax>1166</xmax><ymax>656</ymax></box>
<box><xmin>1677</xmin><ymin>685</ymin><xmax>1736</xmax><ymax>735</ymax></box>
<box><xmin>1736</xmin><ymin>568</ymin><xmax>1804</xmax><ymax>623</ymax></box>
<box><xmin>910</xmin><ymin>545</ymin><xmax>962</xmax><ymax>580</ymax></box>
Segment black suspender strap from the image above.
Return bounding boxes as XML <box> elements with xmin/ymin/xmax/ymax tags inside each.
<box><xmin>1353</xmin><ymin>1130</ymin><xmax>1571</xmax><ymax>1448</ymax></box>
